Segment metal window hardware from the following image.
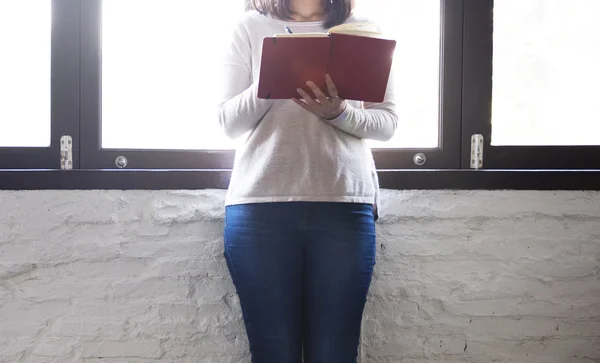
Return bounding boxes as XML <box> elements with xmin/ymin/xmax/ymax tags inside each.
<box><xmin>115</xmin><ymin>156</ymin><xmax>128</xmax><ymax>169</ymax></box>
<box><xmin>413</xmin><ymin>153</ymin><xmax>427</xmax><ymax>166</ymax></box>
<box><xmin>470</xmin><ymin>134</ymin><xmax>483</xmax><ymax>170</ymax></box>
<box><xmin>60</xmin><ymin>135</ymin><xmax>73</xmax><ymax>170</ymax></box>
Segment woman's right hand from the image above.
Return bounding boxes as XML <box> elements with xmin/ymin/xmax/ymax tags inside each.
<box><xmin>292</xmin><ymin>75</ymin><xmax>347</xmax><ymax>120</ymax></box>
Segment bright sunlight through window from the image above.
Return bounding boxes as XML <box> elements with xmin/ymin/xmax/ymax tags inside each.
<box><xmin>492</xmin><ymin>0</ymin><xmax>600</xmax><ymax>146</ymax></box>
<box><xmin>355</xmin><ymin>0</ymin><xmax>441</xmax><ymax>149</ymax></box>
<box><xmin>101</xmin><ymin>0</ymin><xmax>441</xmax><ymax>150</ymax></box>
<box><xmin>0</xmin><ymin>0</ymin><xmax>51</xmax><ymax>147</ymax></box>
<box><xmin>102</xmin><ymin>0</ymin><xmax>243</xmax><ymax>150</ymax></box>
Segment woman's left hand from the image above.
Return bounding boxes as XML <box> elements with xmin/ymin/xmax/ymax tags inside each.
<box><xmin>292</xmin><ymin>74</ymin><xmax>347</xmax><ymax>120</ymax></box>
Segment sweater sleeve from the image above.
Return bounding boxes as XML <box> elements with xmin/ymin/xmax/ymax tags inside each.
<box><xmin>216</xmin><ymin>21</ymin><xmax>275</xmax><ymax>139</ymax></box>
<box><xmin>325</xmin><ymin>71</ymin><xmax>398</xmax><ymax>141</ymax></box>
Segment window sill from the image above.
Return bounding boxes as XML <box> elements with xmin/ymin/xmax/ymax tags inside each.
<box><xmin>1</xmin><ymin>169</ymin><xmax>600</xmax><ymax>190</ymax></box>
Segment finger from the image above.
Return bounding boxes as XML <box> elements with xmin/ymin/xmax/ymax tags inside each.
<box><xmin>325</xmin><ymin>74</ymin><xmax>340</xmax><ymax>99</ymax></box>
<box><xmin>306</xmin><ymin>81</ymin><xmax>329</xmax><ymax>105</ymax></box>
<box><xmin>292</xmin><ymin>97</ymin><xmax>309</xmax><ymax>109</ymax></box>
<box><xmin>297</xmin><ymin>88</ymin><xmax>321</xmax><ymax>108</ymax></box>
<box><xmin>292</xmin><ymin>97</ymin><xmax>324</xmax><ymax>117</ymax></box>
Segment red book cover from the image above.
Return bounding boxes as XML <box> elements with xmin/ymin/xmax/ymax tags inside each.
<box><xmin>257</xmin><ymin>33</ymin><xmax>396</xmax><ymax>103</ymax></box>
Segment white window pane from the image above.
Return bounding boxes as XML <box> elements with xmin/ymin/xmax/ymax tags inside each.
<box><xmin>356</xmin><ymin>0</ymin><xmax>441</xmax><ymax>149</ymax></box>
<box><xmin>0</xmin><ymin>0</ymin><xmax>51</xmax><ymax>147</ymax></box>
<box><xmin>492</xmin><ymin>0</ymin><xmax>600</xmax><ymax>146</ymax></box>
<box><xmin>101</xmin><ymin>0</ymin><xmax>244</xmax><ymax>150</ymax></box>
<box><xmin>103</xmin><ymin>1</ymin><xmax>439</xmax><ymax>150</ymax></box>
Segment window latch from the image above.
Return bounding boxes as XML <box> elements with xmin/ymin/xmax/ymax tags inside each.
<box><xmin>470</xmin><ymin>134</ymin><xmax>483</xmax><ymax>170</ymax></box>
<box><xmin>60</xmin><ymin>135</ymin><xmax>73</xmax><ymax>170</ymax></box>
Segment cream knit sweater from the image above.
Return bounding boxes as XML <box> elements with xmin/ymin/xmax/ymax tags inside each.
<box><xmin>217</xmin><ymin>11</ymin><xmax>397</xmax><ymax>206</ymax></box>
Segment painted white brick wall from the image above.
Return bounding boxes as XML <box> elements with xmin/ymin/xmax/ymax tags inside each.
<box><xmin>0</xmin><ymin>190</ymin><xmax>599</xmax><ymax>363</ymax></box>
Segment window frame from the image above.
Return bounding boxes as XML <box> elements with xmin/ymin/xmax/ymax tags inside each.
<box><xmin>2</xmin><ymin>169</ymin><xmax>600</xmax><ymax>191</ymax></box>
<box><xmin>2</xmin><ymin>0</ymin><xmax>600</xmax><ymax>192</ymax></box>
<box><xmin>0</xmin><ymin>0</ymin><xmax>80</xmax><ymax>169</ymax></box>
<box><xmin>374</xmin><ymin>0</ymin><xmax>463</xmax><ymax>169</ymax></box>
<box><xmin>461</xmin><ymin>0</ymin><xmax>600</xmax><ymax>169</ymax></box>
<box><xmin>78</xmin><ymin>0</ymin><xmax>235</xmax><ymax>170</ymax></box>
<box><xmin>78</xmin><ymin>0</ymin><xmax>462</xmax><ymax>170</ymax></box>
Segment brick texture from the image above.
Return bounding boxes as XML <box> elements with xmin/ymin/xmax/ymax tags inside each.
<box><xmin>1</xmin><ymin>190</ymin><xmax>599</xmax><ymax>362</ymax></box>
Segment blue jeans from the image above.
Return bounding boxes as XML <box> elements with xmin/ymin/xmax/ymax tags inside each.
<box><xmin>224</xmin><ymin>202</ymin><xmax>376</xmax><ymax>363</ymax></box>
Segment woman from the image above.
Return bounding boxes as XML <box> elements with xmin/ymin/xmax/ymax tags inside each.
<box><xmin>217</xmin><ymin>0</ymin><xmax>397</xmax><ymax>361</ymax></box>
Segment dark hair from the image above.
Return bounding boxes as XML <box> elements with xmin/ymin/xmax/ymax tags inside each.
<box><xmin>250</xmin><ymin>0</ymin><xmax>354</xmax><ymax>29</ymax></box>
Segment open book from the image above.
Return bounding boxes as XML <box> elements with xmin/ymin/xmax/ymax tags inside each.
<box><xmin>257</xmin><ymin>22</ymin><xmax>396</xmax><ymax>102</ymax></box>
<box><xmin>275</xmin><ymin>22</ymin><xmax>385</xmax><ymax>38</ymax></box>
